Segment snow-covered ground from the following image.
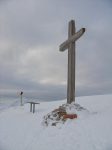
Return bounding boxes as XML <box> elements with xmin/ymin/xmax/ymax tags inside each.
<box><xmin>0</xmin><ymin>94</ymin><xmax>112</xmax><ymax>150</ymax></box>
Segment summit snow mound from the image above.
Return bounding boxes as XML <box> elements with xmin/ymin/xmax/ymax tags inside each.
<box><xmin>42</xmin><ymin>102</ymin><xmax>89</xmax><ymax>126</ymax></box>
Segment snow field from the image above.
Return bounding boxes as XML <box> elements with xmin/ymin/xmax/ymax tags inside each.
<box><xmin>0</xmin><ymin>95</ymin><xmax>112</xmax><ymax>150</ymax></box>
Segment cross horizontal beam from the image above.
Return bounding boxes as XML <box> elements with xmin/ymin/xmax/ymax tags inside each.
<box><xmin>59</xmin><ymin>28</ymin><xmax>85</xmax><ymax>52</ymax></box>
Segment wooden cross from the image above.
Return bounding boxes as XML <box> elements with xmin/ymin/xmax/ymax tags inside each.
<box><xmin>59</xmin><ymin>20</ymin><xmax>85</xmax><ymax>104</ymax></box>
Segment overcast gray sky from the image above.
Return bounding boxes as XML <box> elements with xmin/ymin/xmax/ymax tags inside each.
<box><xmin>0</xmin><ymin>0</ymin><xmax>112</xmax><ymax>100</ymax></box>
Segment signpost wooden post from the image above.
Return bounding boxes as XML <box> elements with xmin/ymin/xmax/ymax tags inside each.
<box><xmin>59</xmin><ymin>20</ymin><xmax>85</xmax><ymax>104</ymax></box>
<box><xmin>20</xmin><ymin>91</ymin><xmax>23</xmax><ymax>106</ymax></box>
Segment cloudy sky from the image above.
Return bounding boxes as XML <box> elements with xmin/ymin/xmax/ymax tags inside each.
<box><xmin>0</xmin><ymin>0</ymin><xmax>112</xmax><ymax>100</ymax></box>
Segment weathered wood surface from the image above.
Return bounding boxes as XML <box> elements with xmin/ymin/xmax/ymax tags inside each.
<box><xmin>67</xmin><ymin>20</ymin><xmax>75</xmax><ymax>104</ymax></box>
<box><xmin>59</xmin><ymin>28</ymin><xmax>85</xmax><ymax>52</ymax></box>
<box><xmin>59</xmin><ymin>20</ymin><xmax>85</xmax><ymax>104</ymax></box>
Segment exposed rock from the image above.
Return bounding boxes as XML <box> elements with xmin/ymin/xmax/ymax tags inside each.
<box><xmin>42</xmin><ymin>103</ymin><xmax>85</xmax><ymax>127</ymax></box>
<box><xmin>42</xmin><ymin>102</ymin><xmax>90</xmax><ymax>126</ymax></box>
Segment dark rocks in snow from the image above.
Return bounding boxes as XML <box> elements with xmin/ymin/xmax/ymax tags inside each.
<box><xmin>42</xmin><ymin>103</ymin><xmax>87</xmax><ymax>127</ymax></box>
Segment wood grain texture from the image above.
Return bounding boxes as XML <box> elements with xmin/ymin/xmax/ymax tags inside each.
<box><xmin>59</xmin><ymin>28</ymin><xmax>85</xmax><ymax>52</ymax></box>
<box><xmin>67</xmin><ymin>20</ymin><xmax>75</xmax><ymax>104</ymax></box>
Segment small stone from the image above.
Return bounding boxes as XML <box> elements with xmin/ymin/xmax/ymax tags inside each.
<box><xmin>52</xmin><ymin>122</ymin><xmax>57</xmax><ymax>126</ymax></box>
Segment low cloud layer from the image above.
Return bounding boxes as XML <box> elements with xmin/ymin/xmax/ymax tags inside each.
<box><xmin>0</xmin><ymin>0</ymin><xmax>112</xmax><ymax>100</ymax></box>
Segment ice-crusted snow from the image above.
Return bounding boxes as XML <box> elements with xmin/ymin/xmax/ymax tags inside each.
<box><xmin>0</xmin><ymin>94</ymin><xmax>112</xmax><ymax>150</ymax></box>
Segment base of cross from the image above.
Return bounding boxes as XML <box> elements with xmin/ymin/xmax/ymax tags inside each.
<box><xmin>67</xmin><ymin>99</ymin><xmax>75</xmax><ymax>104</ymax></box>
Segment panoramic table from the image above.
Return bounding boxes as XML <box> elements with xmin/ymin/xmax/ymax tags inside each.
<box><xmin>27</xmin><ymin>102</ymin><xmax>40</xmax><ymax>113</ymax></box>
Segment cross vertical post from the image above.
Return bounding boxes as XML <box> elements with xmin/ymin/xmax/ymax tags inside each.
<box><xmin>67</xmin><ymin>20</ymin><xmax>75</xmax><ymax>104</ymax></box>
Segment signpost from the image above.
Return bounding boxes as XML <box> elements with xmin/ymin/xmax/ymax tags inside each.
<box><xmin>20</xmin><ymin>91</ymin><xmax>23</xmax><ymax>106</ymax></box>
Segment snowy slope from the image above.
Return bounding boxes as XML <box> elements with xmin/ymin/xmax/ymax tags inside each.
<box><xmin>0</xmin><ymin>95</ymin><xmax>112</xmax><ymax>150</ymax></box>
